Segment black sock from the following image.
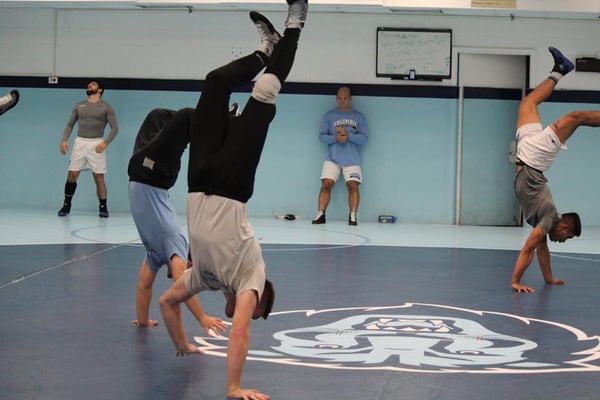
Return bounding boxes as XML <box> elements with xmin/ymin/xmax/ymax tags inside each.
<box><xmin>64</xmin><ymin>181</ymin><xmax>76</xmax><ymax>205</ymax></box>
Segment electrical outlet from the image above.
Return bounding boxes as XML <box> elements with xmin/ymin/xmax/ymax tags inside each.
<box><xmin>48</xmin><ymin>76</ymin><xmax>58</xmax><ymax>84</ymax></box>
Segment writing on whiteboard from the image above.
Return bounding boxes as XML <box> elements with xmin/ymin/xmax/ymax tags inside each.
<box><xmin>376</xmin><ymin>29</ymin><xmax>452</xmax><ymax>79</ymax></box>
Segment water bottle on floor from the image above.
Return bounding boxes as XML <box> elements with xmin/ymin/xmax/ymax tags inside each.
<box><xmin>378</xmin><ymin>215</ymin><xmax>397</xmax><ymax>223</ymax></box>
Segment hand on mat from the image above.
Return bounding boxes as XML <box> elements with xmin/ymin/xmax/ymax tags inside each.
<box><xmin>200</xmin><ymin>315</ymin><xmax>228</xmax><ymax>336</ymax></box>
<box><xmin>176</xmin><ymin>343</ymin><xmax>203</xmax><ymax>356</ymax></box>
<box><xmin>512</xmin><ymin>283</ymin><xmax>535</xmax><ymax>293</ymax></box>
<box><xmin>228</xmin><ymin>387</ymin><xmax>270</xmax><ymax>400</ymax></box>
<box><xmin>131</xmin><ymin>319</ymin><xmax>159</xmax><ymax>327</ymax></box>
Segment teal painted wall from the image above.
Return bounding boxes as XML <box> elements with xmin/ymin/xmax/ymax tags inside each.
<box><xmin>1</xmin><ymin>85</ymin><xmax>598</xmax><ymax>226</ymax></box>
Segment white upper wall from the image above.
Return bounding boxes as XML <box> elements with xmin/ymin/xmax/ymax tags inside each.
<box><xmin>0</xmin><ymin>5</ymin><xmax>599</xmax><ymax>90</ymax></box>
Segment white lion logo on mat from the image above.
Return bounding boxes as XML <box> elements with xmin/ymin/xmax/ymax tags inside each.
<box><xmin>195</xmin><ymin>303</ymin><xmax>600</xmax><ymax>373</ymax></box>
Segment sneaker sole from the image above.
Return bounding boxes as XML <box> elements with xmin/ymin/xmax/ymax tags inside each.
<box><xmin>249</xmin><ymin>11</ymin><xmax>279</xmax><ymax>37</ymax></box>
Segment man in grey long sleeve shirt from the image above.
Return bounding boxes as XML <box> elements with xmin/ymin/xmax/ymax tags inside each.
<box><xmin>58</xmin><ymin>80</ymin><xmax>119</xmax><ymax>218</ymax></box>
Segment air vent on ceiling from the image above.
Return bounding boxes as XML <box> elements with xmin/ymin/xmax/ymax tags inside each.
<box><xmin>388</xmin><ymin>8</ymin><xmax>444</xmax><ymax>14</ymax></box>
<box><xmin>135</xmin><ymin>3</ymin><xmax>193</xmax><ymax>9</ymax></box>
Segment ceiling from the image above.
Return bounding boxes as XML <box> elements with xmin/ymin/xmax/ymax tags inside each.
<box><xmin>0</xmin><ymin>0</ymin><xmax>599</xmax><ymax>20</ymax></box>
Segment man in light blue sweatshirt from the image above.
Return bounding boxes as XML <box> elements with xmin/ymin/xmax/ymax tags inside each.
<box><xmin>312</xmin><ymin>86</ymin><xmax>368</xmax><ymax>225</ymax></box>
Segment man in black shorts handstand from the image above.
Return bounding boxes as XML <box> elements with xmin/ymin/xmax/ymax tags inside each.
<box><xmin>159</xmin><ymin>1</ymin><xmax>307</xmax><ymax>398</ymax></box>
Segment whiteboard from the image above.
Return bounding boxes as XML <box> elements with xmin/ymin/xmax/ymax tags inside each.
<box><xmin>376</xmin><ymin>28</ymin><xmax>452</xmax><ymax>80</ymax></box>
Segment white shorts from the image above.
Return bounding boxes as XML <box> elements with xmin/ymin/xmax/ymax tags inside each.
<box><xmin>515</xmin><ymin>123</ymin><xmax>566</xmax><ymax>172</ymax></box>
<box><xmin>320</xmin><ymin>160</ymin><xmax>362</xmax><ymax>183</ymax></box>
<box><xmin>68</xmin><ymin>137</ymin><xmax>107</xmax><ymax>174</ymax></box>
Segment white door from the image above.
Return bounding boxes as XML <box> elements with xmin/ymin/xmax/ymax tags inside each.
<box><xmin>457</xmin><ymin>52</ymin><xmax>526</xmax><ymax>226</ymax></box>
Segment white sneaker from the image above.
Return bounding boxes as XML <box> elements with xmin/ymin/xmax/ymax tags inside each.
<box><xmin>0</xmin><ymin>90</ymin><xmax>19</xmax><ymax>116</ymax></box>
<box><xmin>250</xmin><ymin>11</ymin><xmax>281</xmax><ymax>57</ymax></box>
<box><xmin>285</xmin><ymin>0</ymin><xmax>308</xmax><ymax>29</ymax></box>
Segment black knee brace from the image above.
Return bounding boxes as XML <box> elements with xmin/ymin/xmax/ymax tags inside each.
<box><xmin>65</xmin><ymin>181</ymin><xmax>77</xmax><ymax>197</ymax></box>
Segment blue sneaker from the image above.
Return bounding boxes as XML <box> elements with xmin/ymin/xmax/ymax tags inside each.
<box><xmin>549</xmin><ymin>47</ymin><xmax>574</xmax><ymax>75</ymax></box>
